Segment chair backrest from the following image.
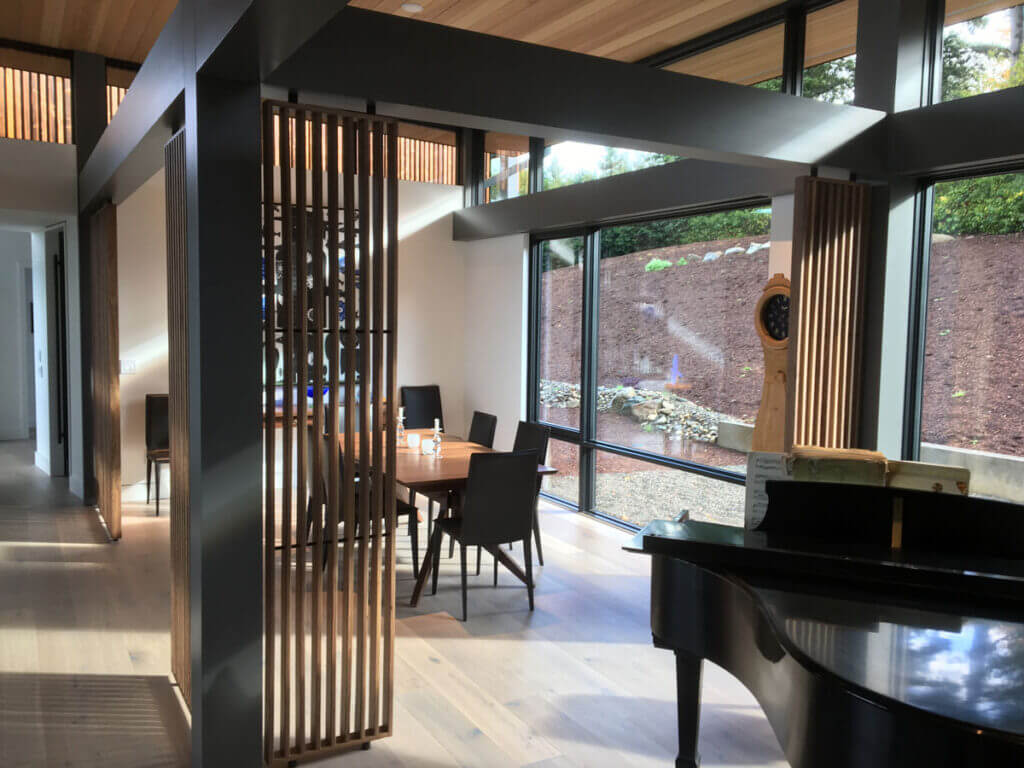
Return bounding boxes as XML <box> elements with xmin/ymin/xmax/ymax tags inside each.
<box><xmin>460</xmin><ymin>450</ymin><xmax>540</xmax><ymax>546</ymax></box>
<box><xmin>513</xmin><ymin>420</ymin><xmax>550</xmax><ymax>460</ymax></box>
<box><xmin>145</xmin><ymin>394</ymin><xmax>170</xmax><ymax>451</ymax></box>
<box><xmin>467</xmin><ymin>410</ymin><xmax>498</xmax><ymax>448</ymax></box>
<box><xmin>400</xmin><ymin>385</ymin><xmax>443</xmax><ymax>430</ymax></box>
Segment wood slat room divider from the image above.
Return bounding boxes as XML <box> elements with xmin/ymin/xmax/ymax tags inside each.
<box><xmin>786</xmin><ymin>176</ymin><xmax>871</xmax><ymax>450</ymax></box>
<box><xmin>89</xmin><ymin>203</ymin><xmax>121</xmax><ymax>539</ymax></box>
<box><xmin>164</xmin><ymin>129</ymin><xmax>191</xmax><ymax>709</ymax></box>
<box><xmin>262</xmin><ymin>101</ymin><xmax>399</xmax><ymax>765</ymax></box>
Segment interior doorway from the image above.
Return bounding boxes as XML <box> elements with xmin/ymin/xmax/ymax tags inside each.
<box><xmin>46</xmin><ymin>225</ymin><xmax>71</xmax><ymax>478</ymax></box>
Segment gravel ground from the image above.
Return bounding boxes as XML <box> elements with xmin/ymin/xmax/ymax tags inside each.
<box><xmin>545</xmin><ymin>468</ymin><xmax>745</xmax><ymax>528</ymax></box>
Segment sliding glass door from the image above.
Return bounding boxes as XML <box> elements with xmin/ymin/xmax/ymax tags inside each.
<box><xmin>530</xmin><ymin>203</ymin><xmax>772</xmax><ymax>528</ymax></box>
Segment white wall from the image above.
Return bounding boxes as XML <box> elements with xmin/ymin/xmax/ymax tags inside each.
<box><xmin>0</xmin><ymin>230</ymin><xmax>33</xmax><ymax>440</ymax></box>
<box><xmin>0</xmin><ymin>139</ymin><xmax>77</xmax><ymax>215</ymax></box>
<box><xmin>463</xmin><ymin>235</ymin><xmax>530</xmax><ymax>451</ymax></box>
<box><xmin>395</xmin><ymin>183</ymin><xmax>469</xmax><ymax>437</ymax></box>
<box><xmin>30</xmin><ymin>232</ymin><xmax>51</xmax><ymax>472</ymax></box>
<box><xmin>116</xmin><ymin>169</ymin><xmax>169</xmax><ymax>498</ymax></box>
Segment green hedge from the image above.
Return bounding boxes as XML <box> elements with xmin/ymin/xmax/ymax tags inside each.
<box><xmin>934</xmin><ymin>174</ymin><xmax>1024</xmax><ymax>236</ymax></box>
<box><xmin>600</xmin><ymin>207</ymin><xmax>770</xmax><ymax>260</ymax></box>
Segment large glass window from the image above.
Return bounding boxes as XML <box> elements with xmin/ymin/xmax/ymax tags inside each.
<box><xmin>595</xmin><ymin>451</ymin><xmax>745</xmax><ymax>528</ymax></box>
<box><xmin>595</xmin><ymin>206</ymin><xmax>772</xmax><ymax>474</ymax></box>
<box><xmin>919</xmin><ymin>171</ymin><xmax>1024</xmax><ymax>503</ymax></box>
<box><xmin>665</xmin><ymin>24</ymin><xmax>785</xmax><ymax>87</ymax></box>
<box><xmin>542</xmin><ymin>141</ymin><xmax>678</xmax><ymax>191</ymax></box>
<box><xmin>941</xmin><ymin>2</ymin><xmax>1024</xmax><ymax>101</ymax></box>
<box><xmin>538</xmin><ymin>236</ymin><xmax>584</xmax><ymax>429</ymax></box>
<box><xmin>542</xmin><ymin>440</ymin><xmax>580</xmax><ymax>506</ymax></box>
<box><xmin>484</xmin><ymin>132</ymin><xmax>529</xmax><ymax>202</ymax></box>
<box><xmin>803</xmin><ymin>0</ymin><xmax>858</xmax><ymax>104</ymax></box>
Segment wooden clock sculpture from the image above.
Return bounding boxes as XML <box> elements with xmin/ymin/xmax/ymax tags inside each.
<box><xmin>752</xmin><ymin>273</ymin><xmax>790</xmax><ymax>452</ymax></box>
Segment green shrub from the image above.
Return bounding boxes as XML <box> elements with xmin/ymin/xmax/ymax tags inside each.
<box><xmin>933</xmin><ymin>173</ymin><xmax>1024</xmax><ymax>235</ymax></box>
<box><xmin>644</xmin><ymin>258</ymin><xmax>673</xmax><ymax>272</ymax></box>
<box><xmin>676</xmin><ymin>256</ymin><xmax>688</xmax><ymax>265</ymax></box>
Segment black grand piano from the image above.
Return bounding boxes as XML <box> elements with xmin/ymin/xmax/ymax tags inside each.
<box><xmin>627</xmin><ymin>480</ymin><xmax>1024</xmax><ymax>768</ymax></box>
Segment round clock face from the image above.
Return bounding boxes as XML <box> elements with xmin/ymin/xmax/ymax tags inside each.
<box><xmin>761</xmin><ymin>293</ymin><xmax>790</xmax><ymax>341</ymax></box>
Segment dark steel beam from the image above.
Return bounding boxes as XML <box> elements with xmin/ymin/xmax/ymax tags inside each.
<box><xmin>452</xmin><ymin>158</ymin><xmax>803</xmax><ymax>240</ymax></box>
<box><xmin>889</xmin><ymin>86</ymin><xmax>1024</xmax><ymax>176</ymax></box>
<box><xmin>267</xmin><ymin>8</ymin><xmax>886</xmax><ymax>169</ymax></box>
<box><xmin>77</xmin><ymin>4</ymin><xmax>186</xmax><ymax>211</ymax></box>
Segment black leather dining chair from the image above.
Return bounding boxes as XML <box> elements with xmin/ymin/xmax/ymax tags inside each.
<box><xmin>145</xmin><ymin>394</ymin><xmax>170</xmax><ymax>516</ymax></box>
<box><xmin>422</xmin><ymin>450</ymin><xmax>540</xmax><ymax>620</ymax></box>
<box><xmin>306</xmin><ymin>432</ymin><xmax>420</xmax><ymax>575</ymax></box>
<box><xmin>400</xmin><ymin>385</ymin><xmax>443</xmax><ymax>430</ymax></box>
<box><xmin>511</xmin><ymin>420</ymin><xmax>550</xmax><ymax>568</ymax></box>
<box><xmin>431</xmin><ymin>410</ymin><xmax>498</xmax><ymax>568</ymax></box>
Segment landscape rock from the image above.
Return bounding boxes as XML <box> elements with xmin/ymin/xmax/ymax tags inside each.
<box><xmin>746</xmin><ymin>242</ymin><xmax>770</xmax><ymax>254</ymax></box>
<box><xmin>703</xmin><ymin>251</ymin><xmax>721</xmax><ymax>262</ymax></box>
<box><xmin>724</xmin><ymin>246</ymin><xmax>745</xmax><ymax>256</ymax></box>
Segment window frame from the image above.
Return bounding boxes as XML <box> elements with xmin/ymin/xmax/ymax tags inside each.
<box><xmin>904</xmin><ymin>160</ymin><xmax>1024</xmax><ymax>461</ymax></box>
<box><xmin>527</xmin><ymin>202</ymin><xmax>766</xmax><ymax>526</ymax></box>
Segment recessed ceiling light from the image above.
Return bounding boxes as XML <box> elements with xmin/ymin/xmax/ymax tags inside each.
<box><xmin>401</xmin><ymin>2</ymin><xmax>424</xmax><ymax>12</ymax></box>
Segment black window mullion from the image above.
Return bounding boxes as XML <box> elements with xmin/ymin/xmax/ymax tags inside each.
<box><xmin>902</xmin><ymin>183</ymin><xmax>934</xmax><ymax>461</ymax></box>
<box><xmin>528</xmin><ymin>136</ymin><xmax>545</xmax><ymax>194</ymax></box>
<box><xmin>578</xmin><ymin>228</ymin><xmax>600</xmax><ymax>512</ymax></box>
<box><xmin>526</xmin><ymin>239</ymin><xmax>542</xmax><ymax>423</ymax></box>
<box><xmin>781</xmin><ymin>4</ymin><xmax>807</xmax><ymax>96</ymax></box>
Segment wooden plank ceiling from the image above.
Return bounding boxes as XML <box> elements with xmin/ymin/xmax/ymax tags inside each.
<box><xmin>351</xmin><ymin>0</ymin><xmax>783</xmax><ymax>62</ymax></box>
<box><xmin>0</xmin><ymin>0</ymin><xmax>178</xmax><ymax>63</ymax></box>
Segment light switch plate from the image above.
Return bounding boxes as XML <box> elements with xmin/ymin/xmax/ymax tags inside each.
<box><xmin>120</xmin><ymin>359</ymin><xmax>137</xmax><ymax>375</ymax></box>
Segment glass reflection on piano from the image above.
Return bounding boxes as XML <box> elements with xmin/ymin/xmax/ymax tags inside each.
<box><xmin>770</xmin><ymin>590</ymin><xmax>1024</xmax><ymax>734</ymax></box>
<box><xmin>595</xmin><ymin>450</ymin><xmax>744</xmax><ymax>527</ymax></box>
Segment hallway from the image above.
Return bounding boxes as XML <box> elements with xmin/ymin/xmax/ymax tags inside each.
<box><xmin>0</xmin><ymin>440</ymin><xmax>190</xmax><ymax>768</ymax></box>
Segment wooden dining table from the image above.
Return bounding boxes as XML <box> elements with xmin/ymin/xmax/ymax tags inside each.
<box><xmin>338</xmin><ymin>428</ymin><xmax>557</xmax><ymax>605</ymax></box>
<box><xmin>339</xmin><ymin>428</ymin><xmax>557</xmax><ymax>493</ymax></box>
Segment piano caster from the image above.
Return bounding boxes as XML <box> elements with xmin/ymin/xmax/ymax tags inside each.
<box><xmin>674</xmin><ymin>650</ymin><xmax>702</xmax><ymax>768</ymax></box>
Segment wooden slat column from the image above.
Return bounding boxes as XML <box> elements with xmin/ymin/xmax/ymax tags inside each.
<box><xmin>164</xmin><ymin>129</ymin><xmax>191</xmax><ymax>708</ymax></box>
<box><xmin>89</xmin><ymin>202</ymin><xmax>121</xmax><ymax>540</ymax></box>
<box><xmin>786</xmin><ymin>176</ymin><xmax>871</xmax><ymax>450</ymax></box>
<box><xmin>262</xmin><ymin>101</ymin><xmax>399</xmax><ymax>766</ymax></box>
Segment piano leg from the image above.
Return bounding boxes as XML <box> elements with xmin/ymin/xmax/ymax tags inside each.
<box><xmin>674</xmin><ymin>650</ymin><xmax>702</xmax><ymax>768</ymax></box>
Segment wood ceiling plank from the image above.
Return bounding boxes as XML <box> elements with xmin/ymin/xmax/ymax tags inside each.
<box><xmin>2</xmin><ymin>0</ymin><xmax>177</xmax><ymax>65</ymax></box>
<box><xmin>666</xmin><ymin>22</ymin><xmax>784</xmax><ymax>84</ymax></box>
<box><xmin>804</xmin><ymin>0</ymin><xmax>857</xmax><ymax>67</ymax></box>
<box><xmin>349</xmin><ymin>0</ymin><xmax>790</xmax><ymax>62</ymax></box>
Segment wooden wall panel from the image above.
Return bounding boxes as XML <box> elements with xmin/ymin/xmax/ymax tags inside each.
<box><xmin>786</xmin><ymin>176</ymin><xmax>871</xmax><ymax>450</ymax></box>
<box><xmin>164</xmin><ymin>129</ymin><xmax>191</xmax><ymax>710</ymax></box>
<box><xmin>263</xmin><ymin>101</ymin><xmax>398</xmax><ymax>765</ymax></box>
<box><xmin>90</xmin><ymin>203</ymin><xmax>121</xmax><ymax>539</ymax></box>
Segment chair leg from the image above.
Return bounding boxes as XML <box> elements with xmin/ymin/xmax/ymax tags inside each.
<box><xmin>448</xmin><ymin>527</ymin><xmax>455</xmax><ymax>559</ymax></box>
<box><xmin>523</xmin><ymin>536</ymin><xmax>535</xmax><ymax>612</ymax></box>
<box><xmin>493</xmin><ymin>553</ymin><xmax>498</xmax><ymax>587</ymax></box>
<box><xmin>408</xmin><ymin>512</ymin><xmax>420</xmax><ymax>576</ymax></box>
<box><xmin>146</xmin><ymin>458</ymin><xmax>152</xmax><ymax>504</ymax></box>
<box><xmin>533</xmin><ymin>506</ymin><xmax>544</xmax><ymax>566</ymax></box>
<box><xmin>155</xmin><ymin>463</ymin><xmax>161</xmax><ymax>517</ymax></box>
<box><xmin>476</xmin><ymin>545</ymin><xmax>481</xmax><ymax>576</ymax></box>
<box><xmin>460</xmin><ymin>543</ymin><xmax>468</xmax><ymax>621</ymax></box>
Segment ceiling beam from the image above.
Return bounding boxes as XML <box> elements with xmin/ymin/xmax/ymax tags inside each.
<box><xmin>77</xmin><ymin>4</ymin><xmax>186</xmax><ymax>211</ymax></box>
<box><xmin>889</xmin><ymin>86</ymin><xmax>1024</xmax><ymax>177</ymax></box>
<box><xmin>267</xmin><ymin>8</ymin><xmax>886</xmax><ymax>170</ymax></box>
<box><xmin>452</xmin><ymin>158</ymin><xmax>804</xmax><ymax>241</ymax></box>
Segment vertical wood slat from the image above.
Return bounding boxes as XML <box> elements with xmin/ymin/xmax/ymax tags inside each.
<box><xmin>383</xmin><ymin>123</ymin><xmax>399</xmax><ymax>733</ymax></box>
<box><xmin>368</xmin><ymin>121</ymin><xmax>384</xmax><ymax>733</ymax></box>
<box><xmin>340</xmin><ymin>116</ymin><xmax>357</xmax><ymax>745</ymax></box>
<box><xmin>325</xmin><ymin>112</ymin><xmax>341</xmax><ymax>746</ymax></box>
<box><xmin>0</xmin><ymin>66</ymin><xmax>72</xmax><ymax>143</ymax></box>
<box><xmin>262</xmin><ymin>102</ymin><xmax>278</xmax><ymax>765</ymax></box>
<box><xmin>164</xmin><ymin>130</ymin><xmax>191</xmax><ymax>710</ymax></box>
<box><xmin>89</xmin><ymin>203</ymin><xmax>121</xmax><ymax>540</ymax></box>
<box><xmin>263</xmin><ymin>102</ymin><xmax>398</xmax><ymax>767</ymax></box>
<box><xmin>279</xmin><ymin>104</ymin><xmax>294</xmax><ymax>758</ymax></box>
<box><xmin>310</xmin><ymin>110</ymin><xmax>325</xmax><ymax>752</ymax></box>
<box><xmin>294</xmin><ymin>108</ymin><xmax>308</xmax><ymax>755</ymax></box>
<box><xmin>786</xmin><ymin>176</ymin><xmax>871</xmax><ymax>451</ymax></box>
<box><xmin>355</xmin><ymin>117</ymin><xmax>371</xmax><ymax>741</ymax></box>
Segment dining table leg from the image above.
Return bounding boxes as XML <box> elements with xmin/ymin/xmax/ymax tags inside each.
<box><xmin>410</xmin><ymin>525</ymin><xmax>443</xmax><ymax>607</ymax></box>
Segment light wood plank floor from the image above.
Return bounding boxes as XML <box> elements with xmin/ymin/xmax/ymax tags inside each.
<box><xmin>1</xmin><ymin>438</ymin><xmax>787</xmax><ymax>767</ymax></box>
